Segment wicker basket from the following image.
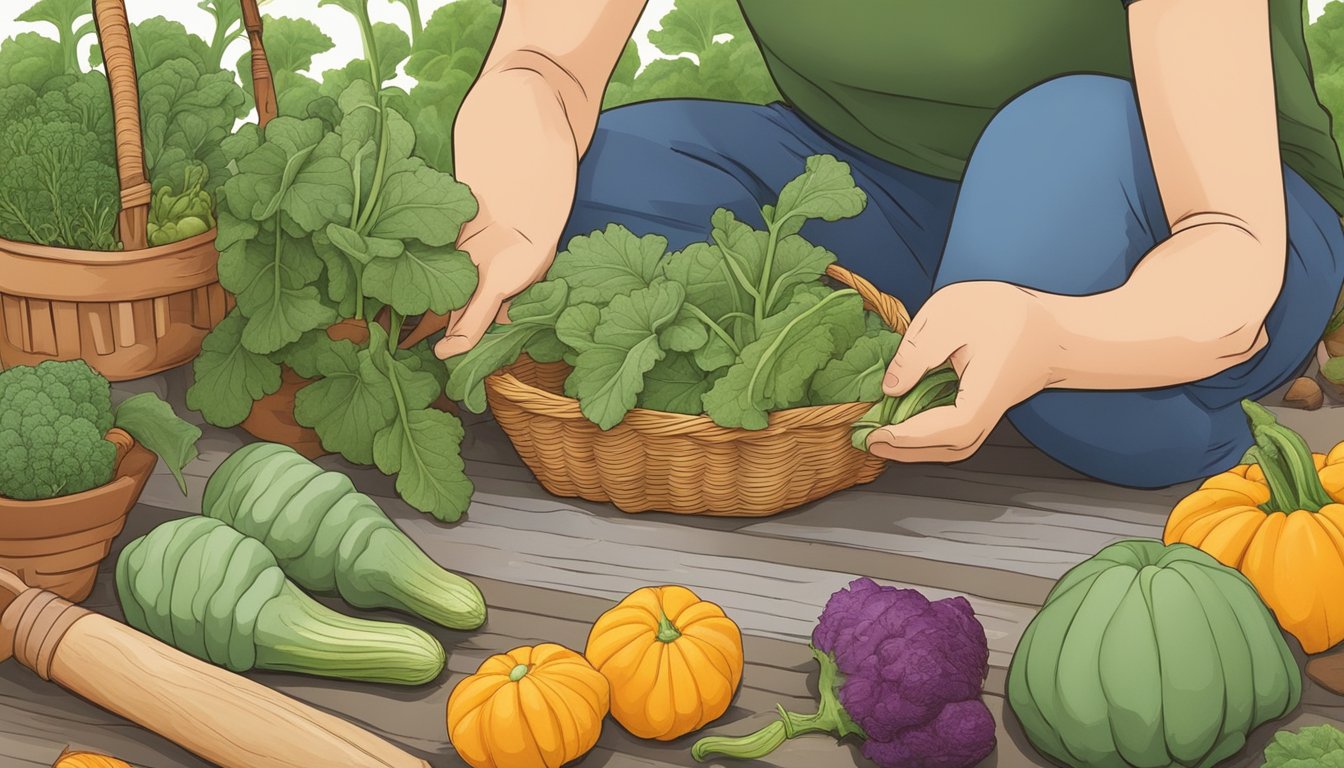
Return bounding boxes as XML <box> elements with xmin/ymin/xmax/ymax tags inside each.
<box><xmin>483</xmin><ymin>264</ymin><xmax>913</xmax><ymax>516</ymax></box>
<box><xmin>0</xmin><ymin>0</ymin><xmax>276</xmax><ymax>380</ymax></box>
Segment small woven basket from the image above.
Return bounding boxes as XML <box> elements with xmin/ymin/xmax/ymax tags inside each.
<box><xmin>0</xmin><ymin>0</ymin><xmax>276</xmax><ymax>380</ymax></box>
<box><xmin>483</xmin><ymin>264</ymin><xmax>913</xmax><ymax>516</ymax></box>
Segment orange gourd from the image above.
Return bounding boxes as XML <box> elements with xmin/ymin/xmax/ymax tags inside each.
<box><xmin>52</xmin><ymin>748</ymin><xmax>133</xmax><ymax>768</ymax></box>
<box><xmin>584</xmin><ymin>585</ymin><xmax>744</xmax><ymax>741</ymax></box>
<box><xmin>1165</xmin><ymin>400</ymin><xmax>1344</xmax><ymax>654</ymax></box>
<box><xmin>446</xmin><ymin>643</ymin><xmax>609</xmax><ymax>768</ymax></box>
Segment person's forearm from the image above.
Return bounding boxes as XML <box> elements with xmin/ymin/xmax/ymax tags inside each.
<box><xmin>452</xmin><ymin>64</ymin><xmax>591</xmax><ymax>254</ymax></box>
<box><xmin>1034</xmin><ymin>222</ymin><xmax>1283</xmax><ymax>390</ymax></box>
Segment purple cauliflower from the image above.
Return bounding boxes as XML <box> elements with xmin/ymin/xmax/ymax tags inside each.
<box><xmin>691</xmin><ymin>577</ymin><xmax>996</xmax><ymax>768</ymax></box>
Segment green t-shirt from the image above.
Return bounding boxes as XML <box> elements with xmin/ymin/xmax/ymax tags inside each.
<box><xmin>736</xmin><ymin>0</ymin><xmax>1344</xmax><ymax>216</ymax></box>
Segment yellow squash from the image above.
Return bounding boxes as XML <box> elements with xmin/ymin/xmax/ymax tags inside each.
<box><xmin>585</xmin><ymin>585</ymin><xmax>743</xmax><ymax>740</ymax></box>
<box><xmin>1165</xmin><ymin>400</ymin><xmax>1344</xmax><ymax>654</ymax></box>
<box><xmin>446</xmin><ymin>643</ymin><xmax>609</xmax><ymax>768</ymax></box>
<box><xmin>52</xmin><ymin>748</ymin><xmax>133</xmax><ymax>768</ymax></box>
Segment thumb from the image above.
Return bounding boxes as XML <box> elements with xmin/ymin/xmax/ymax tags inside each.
<box><xmin>434</xmin><ymin>292</ymin><xmax>506</xmax><ymax>360</ymax></box>
<box><xmin>882</xmin><ymin>325</ymin><xmax>950</xmax><ymax>398</ymax></box>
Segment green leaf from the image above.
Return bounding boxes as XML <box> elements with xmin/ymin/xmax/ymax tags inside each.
<box><xmin>703</xmin><ymin>288</ymin><xmax>866</xmax><ymax>429</ymax></box>
<box><xmin>187</xmin><ymin>310</ymin><xmax>283</xmax><ymax>428</ymax></box>
<box><xmin>363</xmin><ymin>241</ymin><xmax>478</xmax><ymax>316</ymax></box>
<box><xmin>647</xmin><ymin>0</ymin><xmax>751</xmax><ymax>57</ymax></box>
<box><xmin>569</xmin><ymin>281</ymin><xmax>686</xmax><ymax>429</ymax></box>
<box><xmin>17</xmin><ymin>0</ymin><xmax>94</xmax><ymax>76</ymax></box>
<box><xmin>639</xmin><ymin>352</ymin><xmax>720</xmax><ymax>415</ymax></box>
<box><xmin>370</xmin><ymin>332</ymin><xmax>443</xmax><ymax>411</ymax></box>
<box><xmin>368</xmin><ymin>164</ymin><xmax>477</xmax><ymax>246</ymax></box>
<box><xmin>693</xmin><ymin>333</ymin><xmax>738</xmax><ymax>373</ymax></box>
<box><xmin>808</xmin><ymin>330</ymin><xmax>901</xmax><ymax>405</ymax></box>
<box><xmin>555</xmin><ymin>304</ymin><xmax>601</xmax><ymax>352</ymax></box>
<box><xmin>660</xmin><ymin>240</ymin><xmax>752</xmax><ymax>327</ymax></box>
<box><xmin>293</xmin><ymin>339</ymin><xmax>395</xmax><ymax>465</ymax></box>
<box><xmin>218</xmin><ymin>224</ymin><xmax>338</xmax><ymax>354</ymax></box>
<box><xmin>771</xmin><ymin>154</ymin><xmax>867</xmax><ymax>227</ymax></box>
<box><xmin>0</xmin><ymin>33</ymin><xmax>65</xmax><ymax>91</ymax></box>
<box><xmin>239</xmin><ymin>16</ymin><xmax>333</xmax><ymax>80</ymax></box>
<box><xmin>139</xmin><ymin>59</ymin><xmax>246</xmax><ymax>199</ymax></box>
<box><xmin>445</xmin><ymin>280</ymin><xmax>570</xmax><ymax>412</ymax></box>
<box><xmin>279</xmin><ymin>328</ymin><xmax>334</xmax><ymax>378</ymax></box>
<box><xmin>1262</xmin><ymin>725</ymin><xmax>1344</xmax><ymax>768</ymax></box>
<box><xmin>548</xmin><ymin>224</ymin><xmax>668</xmax><ymax>306</ymax></box>
<box><xmin>659</xmin><ymin>305</ymin><xmax>710</xmax><ymax>352</ymax></box>
<box><xmin>113</xmin><ymin>393</ymin><xmax>201</xmax><ymax>495</ymax></box>
<box><xmin>373</xmin><ymin>407</ymin><xmax>473</xmax><ymax>522</ymax></box>
<box><xmin>222</xmin><ymin>116</ymin><xmax>352</xmax><ymax>231</ymax></box>
<box><xmin>761</xmin><ymin>236</ymin><xmax>837</xmax><ymax>315</ymax></box>
<box><xmin>326</xmin><ymin>222</ymin><xmax>403</xmax><ymax>264</ymax></box>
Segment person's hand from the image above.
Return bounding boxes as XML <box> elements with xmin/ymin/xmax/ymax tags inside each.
<box><xmin>432</xmin><ymin>222</ymin><xmax>556</xmax><ymax>359</ymax></box>
<box><xmin>868</xmin><ymin>281</ymin><xmax>1061</xmax><ymax>463</ymax></box>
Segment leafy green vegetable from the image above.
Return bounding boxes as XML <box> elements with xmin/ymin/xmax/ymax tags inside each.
<box><xmin>450</xmin><ymin>154</ymin><xmax>917</xmax><ymax>432</ymax></box>
<box><xmin>0</xmin><ymin>33</ymin><xmax>65</xmax><ymax>91</ymax></box>
<box><xmin>112</xmin><ymin>392</ymin><xmax>202</xmax><ymax>494</ymax></box>
<box><xmin>192</xmin><ymin>0</ymin><xmax>480</xmax><ymax>522</ymax></box>
<box><xmin>147</xmin><ymin>165</ymin><xmax>215</xmax><ymax>245</ymax></box>
<box><xmin>198</xmin><ymin>0</ymin><xmax>244</xmax><ymax>71</ymax></box>
<box><xmin>237</xmin><ymin>15</ymin><xmax>334</xmax><ymax>118</ymax></box>
<box><xmin>139</xmin><ymin>57</ymin><xmax>246</xmax><ymax>199</ymax></box>
<box><xmin>16</xmin><ymin>0</ymin><xmax>94</xmax><ymax>76</ymax></box>
<box><xmin>1261</xmin><ymin>724</ymin><xmax>1344</xmax><ymax>768</ymax></box>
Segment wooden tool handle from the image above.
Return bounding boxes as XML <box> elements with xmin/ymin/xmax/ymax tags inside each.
<box><xmin>1</xmin><ymin>580</ymin><xmax>430</xmax><ymax>768</ymax></box>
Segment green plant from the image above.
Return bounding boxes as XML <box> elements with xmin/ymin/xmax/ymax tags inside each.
<box><xmin>146</xmin><ymin>165</ymin><xmax>216</xmax><ymax>246</ymax></box>
<box><xmin>236</xmin><ymin>15</ymin><xmax>335</xmax><ymax>118</ymax></box>
<box><xmin>117</xmin><ymin>516</ymin><xmax>446</xmax><ymax>685</ymax></box>
<box><xmin>0</xmin><ymin>360</ymin><xmax>200</xmax><ymax>501</ymax></box>
<box><xmin>16</xmin><ymin>0</ymin><xmax>94</xmax><ymax>76</ymax></box>
<box><xmin>189</xmin><ymin>0</ymin><xmax>480</xmax><ymax>522</ymax></box>
<box><xmin>1008</xmin><ymin>540</ymin><xmax>1301</xmax><ymax>768</ymax></box>
<box><xmin>202</xmin><ymin>442</ymin><xmax>486</xmax><ymax>630</ymax></box>
<box><xmin>198</xmin><ymin>0</ymin><xmax>245</xmax><ymax>71</ymax></box>
<box><xmin>448</xmin><ymin>155</ymin><xmax>943</xmax><ymax>432</ymax></box>
<box><xmin>1261</xmin><ymin>724</ymin><xmax>1344</xmax><ymax>768</ymax></box>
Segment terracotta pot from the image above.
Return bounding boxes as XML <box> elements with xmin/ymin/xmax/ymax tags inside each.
<box><xmin>238</xmin><ymin>319</ymin><xmax>458</xmax><ymax>458</ymax></box>
<box><xmin>0</xmin><ymin>429</ymin><xmax>154</xmax><ymax>602</ymax></box>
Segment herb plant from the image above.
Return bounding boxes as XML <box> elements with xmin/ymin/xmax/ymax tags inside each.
<box><xmin>189</xmin><ymin>0</ymin><xmax>480</xmax><ymax>523</ymax></box>
<box><xmin>448</xmin><ymin>155</ymin><xmax>932</xmax><ymax>431</ymax></box>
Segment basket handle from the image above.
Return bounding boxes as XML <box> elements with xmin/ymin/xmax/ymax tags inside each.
<box><xmin>91</xmin><ymin>0</ymin><xmax>150</xmax><ymax>250</ymax></box>
<box><xmin>240</xmin><ymin>0</ymin><xmax>278</xmax><ymax>127</ymax></box>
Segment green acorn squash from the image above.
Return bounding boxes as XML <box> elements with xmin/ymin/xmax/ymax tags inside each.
<box><xmin>1007</xmin><ymin>539</ymin><xmax>1300</xmax><ymax>768</ymax></box>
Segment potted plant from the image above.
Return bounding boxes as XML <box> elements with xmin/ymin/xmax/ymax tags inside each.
<box><xmin>187</xmin><ymin>0</ymin><xmax>480</xmax><ymax>523</ymax></box>
<box><xmin>0</xmin><ymin>359</ymin><xmax>200</xmax><ymax>602</ymax></box>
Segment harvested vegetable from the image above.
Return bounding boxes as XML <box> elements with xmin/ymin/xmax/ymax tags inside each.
<box><xmin>189</xmin><ymin>0</ymin><xmax>479</xmax><ymax>522</ymax></box>
<box><xmin>0</xmin><ymin>360</ymin><xmax>199</xmax><ymax>500</ymax></box>
<box><xmin>1165</xmin><ymin>400</ymin><xmax>1344</xmax><ymax>654</ymax></box>
<box><xmin>146</xmin><ymin>165</ymin><xmax>215</xmax><ymax>246</ymax></box>
<box><xmin>692</xmin><ymin>577</ymin><xmax>995</xmax><ymax>768</ymax></box>
<box><xmin>850</xmin><ymin>367</ymin><xmax>960</xmax><ymax>450</ymax></box>
<box><xmin>202</xmin><ymin>442</ymin><xmax>486</xmax><ymax>630</ymax></box>
<box><xmin>1261</xmin><ymin>723</ymin><xmax>1344</xmax><ymax>767</ymax></box>
<box><xmin>447</xmin><ymin>644</ymin><xmax>610</xmax><ymax>768</ymax></box>
<box><xmin>51</xmin><ymin>747</ymin><xmax>133</xmax><ymax>768</ymax></box>
<box><xmin>116</xmin><ymin>516</ymin><xmax>446</xmax><ymax>685</ymax></box>
<box><xmin>448</xmin><ymin>154</ymin><xmax>949</xmax><ymax>433</ymax></box>
<box><xmin>585</xmin><ymin>586</ymin><xmax>743</xmax><ymax>741</ymax></box>
<box><xmin>1008</xmin><ymin>539</ymin><xmax>1299</xmax><ymax>768</ymax></box>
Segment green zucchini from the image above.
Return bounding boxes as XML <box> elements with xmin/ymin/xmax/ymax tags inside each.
<box><xmin>202</xmin><ymin>442</ymin><xmax>486</xmax><ymax>630</ymax></box>
<box><xmin>117</xmin><ymin>516</ymin><xmax>446</xmax><ymax>685</ymax></box>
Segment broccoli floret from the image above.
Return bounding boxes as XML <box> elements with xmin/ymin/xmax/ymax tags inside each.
<box><xmin>0</xmin><ymin>360</ymin><xmax>117</xmax><ymax>500</ymax></box>
<box><xmin>693</xmin><ymin>577</ymin><xmax>997</xmax><ymax>768</ymax></box>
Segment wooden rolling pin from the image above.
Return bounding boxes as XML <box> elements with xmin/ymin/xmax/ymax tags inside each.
<box><xmin>0</xmin><ymin>569</ymin><xmax>430</xmax><ymax>768</ymax></box>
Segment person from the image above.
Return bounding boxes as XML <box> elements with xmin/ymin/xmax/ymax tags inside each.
<box><xmin>431</xmin><ymin>0</ymin><xmax>1344</xmax><ymax>489</ymax></box>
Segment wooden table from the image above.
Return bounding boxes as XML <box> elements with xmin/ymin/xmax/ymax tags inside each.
<box><xmin>2</xmin><ymin>368</ymin><xmax>1342</xmax><ymax>768</ymax></box>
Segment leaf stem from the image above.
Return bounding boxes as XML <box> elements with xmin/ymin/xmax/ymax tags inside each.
<box><xmin>682</xmin><ymin>304</ymin><xmax>740</xmax><ymax>355</ymax></box>
<box><xmin>714</xmin><ymin>241</ymin><xmax>762</xmax><ymax>303</ymax></box>
<box><xmin>755</xmin><ymin>220</ymin><xmax>784</xmax><ymax>326</ymax></box>
<box><xmin>744</xmin><ymin>289</ymin><xmax>857</xmax><ymax>404</ymax></box>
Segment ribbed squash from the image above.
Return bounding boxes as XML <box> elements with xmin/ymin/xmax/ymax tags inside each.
<box><xmin>446</xmin><ymin>644</ymin><xmax>609</xmax><ymax>768</ymax></box>
<box><xmin>52</xmin><ymin>748</ymin><xmax>133</xmax><ymax>768</ymax></box>
<box><xmin>585</xmin><ymin>586</ymin><xmax>743</xmax><ymax>740</ymax></box>
<box><xmin>1165</xmin><ymin>400</ymin><xmax>1344</xmax><ymax>654</ymax></box>
<box><xmin>1008</xmin><ymin>539</ymin><xmax>1301</xmax><ymax>768</ymax></box>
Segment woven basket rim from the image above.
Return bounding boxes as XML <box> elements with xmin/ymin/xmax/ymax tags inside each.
<box><xmin>0</xmin><ymin>229</ymin><xmax>217</xmax><ymax>262</ymax></box>
<box><xmin>481</xmin><ymin>264</ymin><xmax>908</xmax><ymax>442</ymax></box>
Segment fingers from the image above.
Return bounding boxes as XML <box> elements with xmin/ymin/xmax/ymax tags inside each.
<box><xmin>882</xmin><ymin>315</ymin><xmax>957</xmax><ymax>398</ymax></box>
<box><xmin>868</xmin><ymin>361</ymin><xmax>1003</xmax><ymax>463</ymax></box>
<box><xmin>435</xmin><ymin>291</ymin><xmax>507</xmax><ymax>359</ymax></box>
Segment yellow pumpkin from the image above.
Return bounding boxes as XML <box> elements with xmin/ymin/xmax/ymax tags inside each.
<box><xmin>52</xmin><ymin>748</ymin><xmax>133</xmax><ymax>768</ymax></box>
<box><xmin>1165</xmin><ymin>400</ymin><xmax>1344</xmax><ymax>654</ymax></box>
<box><xmin>584</xmin><ymin>585</ymin><xmax>743</xmax><ymax>740</ymax></box>
<box><xmin>446</xmin><ymin>643</ymin><xmax>609</xmax><ymax>768</ymax></box>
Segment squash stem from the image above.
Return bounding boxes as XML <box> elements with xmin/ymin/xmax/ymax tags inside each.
<box><xmin>509</xmin><ymin>663</ymin><xmax>528</xmax><ymax>681</ymax></box>
<box><xmin>1241</xmin><ymin>400</ymin><xmax>1334</xmax><ymax>512</ymax></box>
<box><xmin>690</xmin><ymin>647</ymin><xmax>864</xmax><ymax>762</ymax></box>
<box><xmin>656</xmin><ymin>613</ymin><xmax>682</xmax><ymax>643</ymax></box>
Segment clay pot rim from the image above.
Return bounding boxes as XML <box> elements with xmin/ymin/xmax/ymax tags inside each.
<box><xmin>0</xmin><ymin>428</ymin><xmax>156</xmax><ymax>517</ymax></box>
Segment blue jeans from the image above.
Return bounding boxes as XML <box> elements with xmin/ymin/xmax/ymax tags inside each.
<box><xmin>561</xmin><ymin>74</ymin><xmax>1344</xmax><ymax>488</ymax></box>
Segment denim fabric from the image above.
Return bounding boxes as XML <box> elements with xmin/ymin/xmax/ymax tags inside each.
<box><xmin>562</xmin><ymin>75</ymin><xmax>1344</xmax><ymax>488</ymax></box>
